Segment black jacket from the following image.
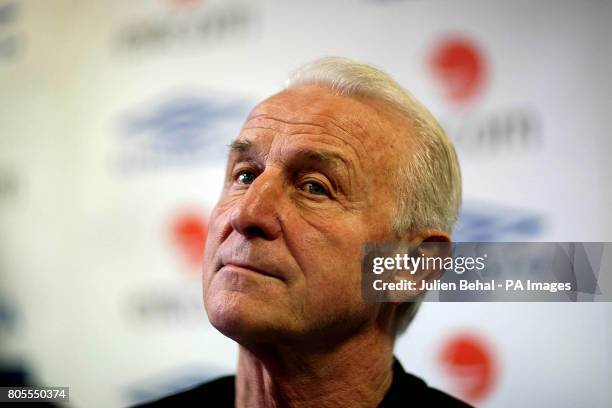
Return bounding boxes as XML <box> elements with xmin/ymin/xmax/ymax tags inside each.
<box><xmin>134</xmin><ymin>357</ymin><xmax>474</xmax><ymax>407</ymax></box>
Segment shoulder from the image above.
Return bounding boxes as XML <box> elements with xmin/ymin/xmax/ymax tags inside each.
<box><xmin>380</xmin><ymin>358</ymin><xmax>474</xmax><ymax>408</ymax></box>
<box><xmin>131</xmin><ymin>375</ymin><xmax>235</xmax><ymax>407</ymax></box>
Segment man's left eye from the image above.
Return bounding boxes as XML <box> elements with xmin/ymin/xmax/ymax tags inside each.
<box><xmin>303</xmin><ymin>181</ymin><xmax>329</xmax><ymax>196</ymax></box>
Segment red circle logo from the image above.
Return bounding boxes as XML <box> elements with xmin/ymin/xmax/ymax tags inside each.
<box><xmin>439</xmin><ymin>332</ymin><xmax>497</xmax><ymax>403</ymax></box>
<box><xmin>171</xmin><ymin>212</ymin><xmax>208</xmax><ymax>273</ymax></box>
<box><xmin>429</xmin><ymin>36</ymin><xmax>487</xmax><ymax>106</ymax></box>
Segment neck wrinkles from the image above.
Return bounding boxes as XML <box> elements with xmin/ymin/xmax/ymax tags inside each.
<box><xmin>235</xmin><ymin>328</ymin><xmax>395</xmax><ymax>408</ymax></box>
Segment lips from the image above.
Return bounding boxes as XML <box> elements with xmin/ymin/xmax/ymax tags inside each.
<box><xmin>219</xmin><ymin>260</ymin><xmax>284</xmax><ymax>281</ymax></box>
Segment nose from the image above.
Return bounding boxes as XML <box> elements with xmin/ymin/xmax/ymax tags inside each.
<box><xmin>229</xmin><ymin>169</ymin><xmax>283</xmax><ymax>240</ymax></box>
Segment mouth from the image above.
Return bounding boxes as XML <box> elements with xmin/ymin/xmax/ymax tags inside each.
<box><xmin>219</xmin><ymin>261</ymin><xmax>284</xmax><ymax>281</ymax></box>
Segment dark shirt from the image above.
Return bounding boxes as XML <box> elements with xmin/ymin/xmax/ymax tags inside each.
<box><xmin>133</xmin><ymin>357</ymin><xmax>473</xmax><ymax>407</ymax></box>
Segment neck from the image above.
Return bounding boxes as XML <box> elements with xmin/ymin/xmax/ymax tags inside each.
<box><xmin>235</xmin><ymin>327</ymin><xmax>395</xmax><ymax>408</ymax></box>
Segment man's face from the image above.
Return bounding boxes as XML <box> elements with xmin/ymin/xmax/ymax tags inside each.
<box><xmin>202</xmin><ymin>85</ymin><xmax>412</xmax><ymax>345</ymax></box>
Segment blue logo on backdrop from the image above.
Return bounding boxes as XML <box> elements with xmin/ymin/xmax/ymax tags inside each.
<box><xmin>0</xmin><ymin>296</ymin><xmax>18</xmax><ymax>333</ymax></box>
<box><xmin>125</xmin><ymin>96</ymin><xmax>246</xmax><ymax>155</ymax></box>
<box><xmin>454</xmin><ymin>202</ymin><xmax>543</xmax><ymax>241</ymax></box>
<box><xmin>114</xmin><ymin>92</ymin><xmax>251</xmax><ymax>174</ymax></box>
<box><xmin>0</xmin><ymin>1</ymin><xmax>25</xmax><ymax>62</ymax></box>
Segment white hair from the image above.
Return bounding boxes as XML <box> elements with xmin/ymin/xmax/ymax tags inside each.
<box><xmin>286</xmin><ymin>56</ymin><xmax>462</xmax><ymax>334</ymax></box>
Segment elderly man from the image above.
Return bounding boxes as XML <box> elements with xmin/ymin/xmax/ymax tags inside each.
<box><xmin>136</xmin><ymin>57</ymin><xmax>469</xmax><ymax>407</ymax></box>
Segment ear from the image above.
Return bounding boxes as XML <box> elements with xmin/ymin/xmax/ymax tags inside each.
<box><xmin>402</xmin><ymin>228</ymin><xmax>452</xmax><ymax>245</ymax></box>
<box><xmin>390</xmin><ymin>228</ymin><xmax>452</xmax><ymax>299</ymax></box>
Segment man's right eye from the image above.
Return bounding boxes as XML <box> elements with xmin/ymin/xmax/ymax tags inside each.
<box><xmin>236</xmin><ymin>170</ymin><xmax>257</xmax><ymax>185</ymax></box>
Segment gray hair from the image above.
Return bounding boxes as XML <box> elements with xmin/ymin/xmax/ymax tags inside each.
<box><xmin>286</xmin><ymin>56</ymin><xmax>462</xmax><ymax>334</ymax></box>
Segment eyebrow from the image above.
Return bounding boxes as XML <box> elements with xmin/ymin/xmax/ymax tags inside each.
<box><xmin>229</xmin><ymin>139</ymin><xmax>252</xmax><ymax>152</ymax></box>
<box><xmin>229</xmin><ymin>139</ymin><xmax>349</xmax><ymax>168</ymax></box>
<box><xmin>295</xmin><ymin>149</ymin><xmax>349</xmax><ymax>168</ymax></box>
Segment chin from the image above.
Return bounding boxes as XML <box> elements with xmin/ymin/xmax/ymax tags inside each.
<box><xmin>205</xmin><ymin>291</ymin><xmax>294</xmax><ymax>345</ymax></box>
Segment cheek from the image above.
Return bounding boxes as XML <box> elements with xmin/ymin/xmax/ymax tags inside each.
<box><xmin>290</xmin><ymin>219</ymin><xmax>386</xmax><ymax>309</ymax></box>
<box><xmin>203</xmin><ymin>206</ymin><xmax>231</xmax><ymax>275</ymax></box>
<box><xmin>294</xmin><ymin>217</ymin><xmax>367</xmax><ymax>272</ymax></box>
<box><xmin>294</xmin><ymin>224</ymin><xmax>366</xmax><ymax>290</ymax></box>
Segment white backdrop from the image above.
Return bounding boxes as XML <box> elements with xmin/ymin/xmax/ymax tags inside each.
<box><xmin>1</xmin><ymin>0</ymin><xmax>611</xmax><ymax>406</ymax></box>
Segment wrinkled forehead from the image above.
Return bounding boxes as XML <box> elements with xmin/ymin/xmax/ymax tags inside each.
<box><xmin>243</xmin><ymin>85</ymin><xmax>413</xmax><ymax>164</ymax></box>
<box><xmin>250</xmin><ymin>85</ymin><xmax>369</xmax><ymax>120</ymax></box>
